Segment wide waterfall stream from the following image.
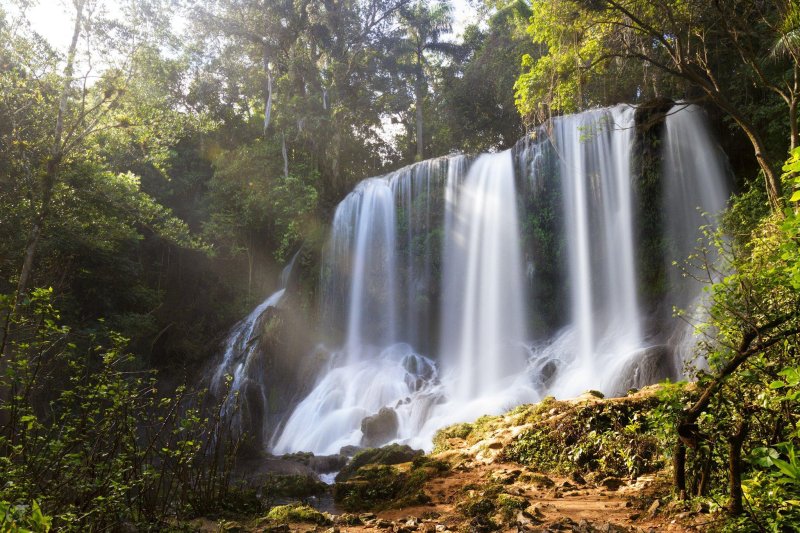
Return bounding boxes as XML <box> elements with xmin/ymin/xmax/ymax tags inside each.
<box><xmin>210</xmin><ymin>103</ymin><xmax>730</xmax><ymax>456</ymax></box>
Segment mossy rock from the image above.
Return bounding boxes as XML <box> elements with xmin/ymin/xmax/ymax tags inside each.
<box><xmin>336</xmin><ymin>443</ymin><xmax>423</xmax><ymax>482</ymax></box>
<box><xmin>264</xmin><ymin>504</ymin><xmax>331</xmax><ymax>525</ymax></box>
<box><xmin>262</xmin><ymin>473</ymin><xmax>327</xmax><ymax>500</ymax></box>
<box><xmin>519</xmin><ymin>472</ymin><xmax>555</xmax><ymax>488</ymax></box>
<box><xmin>496</xmin><ymin>494</ymin><xmax>529</xmax><ymax>521</ymax></box>
<box><xmin>505</xmin><ymin>385</ymin><xmax>690</xmax><ymax>478</ymax></box>
<box><xmin>432</xmin><ymin>422</ymin><xmax>474</xmax><ymax>451</ymax></box>
<box><xmin>333</xmin><ymin>456</ymin><xmax>443</xmax><ymax>511</ymax></box>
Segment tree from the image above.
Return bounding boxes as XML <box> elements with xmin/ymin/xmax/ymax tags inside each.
<box><xmin>397</xmin><ymin>0</ymin><xmax>456</xmax><ymax>160</ymax></box>
<box><xmin>188</xmin><ymin>0</ymin><xmax>411</xmax><ymax>201</ymax></box>
<box><xmin>2</xmin><ymin>0</ymin><xmax>175</xmax><ymax>304</ymax></box>
<box><xmin>515</xmin><ymin>0</ymin><xmax>800</xmax><ymax>212</ymax></box>
<box><xmin>434</xmin><ymin>0</ymin><xmax>533</xmax><ymax>153</ymax></box>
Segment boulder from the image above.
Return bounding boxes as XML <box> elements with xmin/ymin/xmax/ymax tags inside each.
<box><xmin>361</xmin><ymin>407</ymin><xmax>399</xmax><ymax>448</ymax></box>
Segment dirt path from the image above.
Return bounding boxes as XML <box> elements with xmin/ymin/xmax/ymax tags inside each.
<box><xmin>346</xmin><ymin>460</ymin><xmax>699</xmax><ymax>533</ymax></box>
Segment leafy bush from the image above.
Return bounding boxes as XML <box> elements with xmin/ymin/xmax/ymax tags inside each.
<box><xmin>505</xmin><ymin>391</ymin><xmax>672</xmax><ymax>479</ymax></box>
<box><xmin>0</xmin><ymin>500</ymin><xmax>51</xmax><ymax>533</ymax></box>
<box><xmin>0</xmin><ymin>289</ymin><xmax>244</xmax><ymax>530</ymax></box>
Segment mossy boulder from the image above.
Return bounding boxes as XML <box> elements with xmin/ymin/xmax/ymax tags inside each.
<box><xmin>261</xmin><ymin>473</ymin><xmax>327</xmax><ymax>500</ymax></box>
<box><xmin>505</xmin><ymin>386</ymin><xmax>691</xmax><ymax>478</ymax></box>
<box><xmin>333</xmin><ymin>455</ymin><xmax>447</xmax><ymax>511</ymax></box>
<box><xmin>496</xmin><ymin>493</ymin><xmax>530</xmax><ymax>521</ymax></box>
<box><xmin>264</xmin><ymin>504</ymin><xmax>331</xmax><ymax>525</ymax></box>
<box><xmin>335</xmin><ymin>443</ymin><xmax>423</xmax><ymax>482</ymax></box>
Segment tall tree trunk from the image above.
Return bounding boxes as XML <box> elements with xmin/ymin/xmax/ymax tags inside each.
<box><xmin>415</xmin><ymin>50</ymin><xmax>425</xmax><ymax>161</ymax></box>
<box><xmin>263</xmin><ymin>44</ymin><xmax>273</xmax><ymax>133</ymax></box>
<box><xmin>728</xmin><ymin>419</ymin><xmax>748</xmax><ymax>516</ymax></box>
<box><xmin>790</xmin><ymin>96</ymin><xmax>798</xmax><ymax>152</ymax></box>
<box><xmin>282</xmin><ymin>132</ymin><xmax>289</xmax><ymax>178</ymax></box>
<box><xmin>673</xmin><ymin>440</ymin><xmax>687</xmax><ymax>500</ymax></box>
<box><xmin>15</xmin><ymin>0</ymin><xmax>84</xmax><ymax>305</ymax></box>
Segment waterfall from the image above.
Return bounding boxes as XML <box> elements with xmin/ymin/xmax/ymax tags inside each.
<box><xmin>440</xmin><ymin>151</ymin><xmax>530</xmax><ymax>401</ymax></box>
<box><xmin>663</xmin><ymin>104</ymin><xmax>729</xmax><ymax>305</ymax></box>
<box><xmin>532</xmin><ymin>106</ymin><xmax>644</xmax><ymax>397</ymax></box>
<box><xmin>212</xmin><ymin>102</ymin><xmax>731</xmax><ymax>456</ymax></box>
<box><xmin>662</xmin><ymin>104</ymin><xmax>730</xmax><ymax>367</ymax></box>
<box><xmin>332</xmin><ymin>178</ymin><xmax>399</xmax><ymax>359</ymax></box>
<box><xmin>210</xmin><ymin>252</ymin><xmax>298</xmax><ymax>443</ymax></box>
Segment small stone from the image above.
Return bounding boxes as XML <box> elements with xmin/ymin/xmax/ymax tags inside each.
<box><xmin>360</xmin><ymin>513</ymin><xmax>377</xmax><ymax>521</ymax></box>
<box><xmin>648</xmin><ymin>499</ymin><xmax>661</xmax><ymax>517</ymax></box>
<box><xmin>525</xmin><ymin>473</ymin><xmax>555</xmax><ymax>488</ymax></box>
<box><xmin>600</xmin><ymin>477</ymin><xmax>625</xmax><ymax>491</ymax></box>
<box><xmin>435</xmin><ymin>525</ymin><xmax>447</xmax><ymax>532</ymax></box>
<box><xmin>569</xmin><ymin>471</ymin><xmax>587</xmax><ymax>485</ymax></box>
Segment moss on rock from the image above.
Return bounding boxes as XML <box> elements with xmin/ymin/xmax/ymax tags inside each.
<box><xmin>335</xmin><ymin>443</ymin><xmax>423</xmax><ymax>482</ymax></box>
<box><xmin>332</xmin><ymin>454</ymin><xmax>449</xmax><ymax>511</ymax></box>
<box><xmin>264</xmin><ymin>504</ymin><xmax>331</xmax><ymax>525</ymax></box>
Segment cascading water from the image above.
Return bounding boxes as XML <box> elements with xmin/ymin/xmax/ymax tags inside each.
<box><xmin>211</xmin><ymin>102</ymin><xmax>731</xmax><ymax>456</ymax></box>
<box><xmin>526</xmin><ymin>106</ymin><xmax>645</xmax><ymax>398</ymax></box>
<box><xmin>440</xmin><ymin>151</ymin><xmax>531</xmax><ymax>401</ymax></box>
<box><xmin>662</xmin><ymin>104</ymin><xmax>730</xmax><ymax>367</ymax></box>
<box><xmin>663</xmin><ymin>104</ymin><xmax>729</xmax><ymax>304</ymax></box>
<box><xmin>210</xmin><ymin>253</ymin><xmax>298</xmax><ymax>443</ymax></box>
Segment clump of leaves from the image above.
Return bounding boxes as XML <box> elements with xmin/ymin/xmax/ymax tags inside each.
<box><xmin>0</xmin><ymin>500</ymin><xmax>52</xmax><ymax>532</ymax></box>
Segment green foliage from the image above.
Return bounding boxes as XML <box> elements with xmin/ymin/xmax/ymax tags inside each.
<box><xmin>515</xmin><ymin>0</ymin><xmax>615</xmax><ymax>118</ymax></box>
<box><xmin>0</xmin><ymin>500</ymin><xmax>51</xmax><ymax>533</ymax></box>
<box><xmin>0</xmin><ymin>290</ymin><xmax>243</xmax><ymax>530</ymax></box>
<box><xmin>665</xmin><ymin>147</ymin><xmax>800</xmax><ymax>529</ymax></box>
<box><xmin>506</xmin><ymin>391</ymin><xmax>679</xmax><ymax>479</ymax></box>
<box><xmin>204</xmin><ymin>140</ymin><xmax>319</xmax><ymax>263</ymax></box>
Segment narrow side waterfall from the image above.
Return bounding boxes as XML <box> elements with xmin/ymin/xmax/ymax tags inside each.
<box><xmin>440</xmin><ymin>151</ymin><xmax>529</xmax><ymax>401</ymax></box>
<box><xmin>210</xmin><ymin>253</ymin><xmax>297</xmax><ymax>443</ymax></box>
<box><xmin>210</xmin><ymin>103</ymin><xmax>731</xmax><ymax>456</ymax></box>
<box><xmin>663</xmin><ymin>104</ymin><xmax>729</xmax><ymax>305</ymax></box>
<box><xmin>532</xmin><ymin>106</ymin><xmax>644</xmax><ymax>397</ymax></box>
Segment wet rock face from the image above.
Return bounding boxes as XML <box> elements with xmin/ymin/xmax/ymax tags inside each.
<box><xmin>361</xmin><ymin>407</ymin><xmax>400</xmax><ymax>448</ymax></box>
<box><xmin>612</xmin><ymin>345</ymin><xmax>676</xmax><ymax>395</ymax></box>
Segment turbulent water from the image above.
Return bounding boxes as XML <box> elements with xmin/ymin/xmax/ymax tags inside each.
<box><xmin>212</xmin><ymin>103</ymin><xmax>730</xmax><ymax>455</ymax></box>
